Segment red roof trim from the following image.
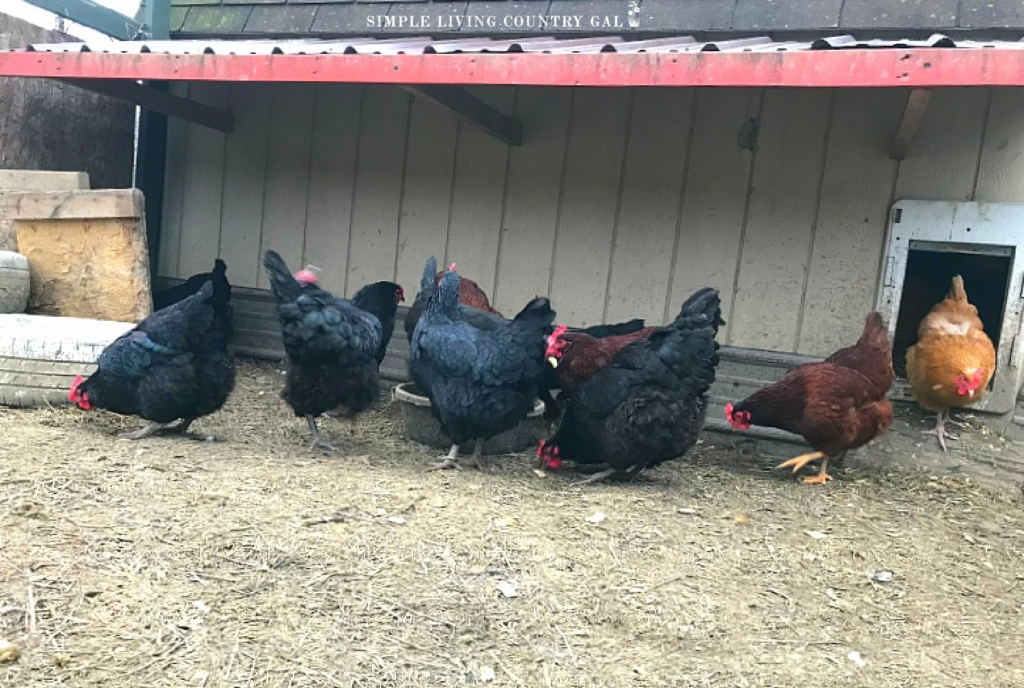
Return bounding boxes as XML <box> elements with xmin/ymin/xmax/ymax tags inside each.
<box><xmin>1</xmin><ymin>49</ymin><xmax>1023</xmax><ymax>87</ymax></box>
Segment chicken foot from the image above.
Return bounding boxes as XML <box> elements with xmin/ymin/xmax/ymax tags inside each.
<box><xmin>118</xmin><ymin>421</ymin><xmax>169</xmax><ymax>440</ymax></box>
<box><xmin>306</xmin><ymin>415</ymin><xmax>338</xmax><ymax>452</ymax></box>
<box><xmin>426</xmin><ymin>439</ymin><xmax>486</xmax><ymax>472</ymax></box>
<box><xmin>570</xmin><ymin>464</ymin><xmax>642</xmax><ymax>486</ymax></box>
<box><xmin>777</xmin><ymin>451</ymin><xmax>833</xmax><ymax>484</ymax></box>
<box><xmin>922</xmin><ymin>409</ymin><xmax>959</xmax><ymax>452</ymax></box>
<box><xmin>425</xmin><ymin>444</ymin><xmax>460</xmax><ymax>472</ymax></box>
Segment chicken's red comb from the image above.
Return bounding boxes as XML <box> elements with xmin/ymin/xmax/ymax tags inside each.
<box><xmin>546</xmin><ymin>324</ymin><xmax>569</xmax><ymax>348</ymax></box>
<box><xmin>294</xmin><ymin>268</ymin><xmax>319</xmax><ymax>284</ymax></box>
<box><xmin>68</xmin><ymin>374</ymin><xmax>84</xmax><ymax>401</ymax></box>
<box><xmin>724</xmin><ymin>402</ymin><xmax>734</xmax><ymax>422</ymax></box>
<box><xmin>448</xmin><ymin>262</ymin><xmax>457</xmax><ymax>272</ymax></box>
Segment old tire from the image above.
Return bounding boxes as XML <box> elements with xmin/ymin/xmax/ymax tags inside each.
<box><xmin>0</xmin><ymin>313</ymin><xmax>134</xmax><ymax>408</ymax></box>
<box><xmin>0</xmin><ymin>251</ymin><xmax>30</xmax><ymax>314</ymax></box>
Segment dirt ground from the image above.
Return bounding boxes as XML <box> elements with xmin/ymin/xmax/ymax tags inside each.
<box><xmin>2</xmin><ymin>360</ymin><xmax>1023</xmax><ymax>688</ymax></box>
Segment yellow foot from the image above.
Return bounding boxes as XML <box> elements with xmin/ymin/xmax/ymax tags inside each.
<box><xmin>776</xmin><ymin>451</ymin><xmax>826</xmax><ymax>474</ymax></box>
<box><xmin>802</xmin><ymin>472</ymin><xmax>832</xmax><ymax>485</ymax></box>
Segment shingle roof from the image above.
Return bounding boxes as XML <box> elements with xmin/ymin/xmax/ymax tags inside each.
<box><xmin>168</xmin><ymin>0</ymin><xmax>1024</xmax><ymax>38</ymax></box>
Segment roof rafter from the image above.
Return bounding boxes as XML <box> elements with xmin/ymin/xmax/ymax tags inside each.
<box><xmin>59</xmin><ymin>79</ymin><xmax>234</xmax><ymax>132</ymax></box>
<box><xmin>400</xmin><ymin>85</ymin><xmax>521</xmax><ymax>146</ymax></box>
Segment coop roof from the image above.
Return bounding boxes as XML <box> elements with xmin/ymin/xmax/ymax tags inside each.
<box><xmin>165</xmin><ymin>0</ymin><xmax>1024</xmax><ymax>38</ymax></box>
<box><xmin>5</xmin><ymin>33</ymin><xmax>1024</xmax><ymax>88</ymax></box>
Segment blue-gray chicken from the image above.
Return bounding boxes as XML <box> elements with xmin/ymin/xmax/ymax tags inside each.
<box><xmin>410</xmin><ymin>268</ymin><xmax>555</xmax><ymax>470</ymax></box>
<box><xmin>263</xmin><ymin>250</ymin><xmax>401</xmax><ymax>451</ymax></box>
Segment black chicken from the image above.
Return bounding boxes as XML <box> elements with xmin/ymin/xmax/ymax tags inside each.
<box><xmin>537</xmin><ymin>287</ymin><xmax>722</xmax><ymax>484</ymax></box>
<box><xmin>263</xmin><ymin>250</ymin><xmax>401</xmax><ymax>451</ymax></box>
<box><xmin>410</xmin><ymin>269</ymin><xmax>555</xmax><ymax>471</ymax></box>
<box><xmin>153</xmin><ymin>258</ymin><xmax>232</xmax><ymax>326</ymax></box>
<box><xmin>69</xmin><ymin>281</ymin><xmax>235</xmax><ymax>439</ymax></box>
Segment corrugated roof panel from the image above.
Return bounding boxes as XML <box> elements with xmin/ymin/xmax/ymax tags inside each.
<box><xmin>26</xmin><ymin>34</ymin><xmax>1024</xmax><ymax>56</ymax></box>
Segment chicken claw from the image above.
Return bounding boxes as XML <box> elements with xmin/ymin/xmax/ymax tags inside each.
<box><xmin>118</xmin><ymin>421</ymin><xmax>168</xmax><ymax>440</ymax></box>
<box><xmin>306</xmin><ymin>415</ymin><xmax>337</xmax><ymax>453</ymax></box>
<box><xmin>426</xmin><ymin>444</ymin><xmax>460</xmax><ymax>472</ymax></box>
<box><xmin>776</xmin><ymin>450</ymin><xmax>826</xmax><ymax>474</ymax></box>
<box><xmin>570</xmin><ymin>467</ymin><xmax>620</xmax><ymax>486</ymax></box>
<box><xmin>922</xmin><ymin>410</ymin><xmax>959</xmax><ymax>452</ymax></box>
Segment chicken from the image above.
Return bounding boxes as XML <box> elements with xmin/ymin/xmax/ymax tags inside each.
<box><xmin>906</xmin><ymin>275</ymin><xmax>996</xmax><ymax>451</ymax></box>
<box><xmin>436</xmin><ymin>268</ymin><xmax>502</xmax><ymax>316</ymax></box>
<box><xmin>536</xmin><ymin>288</ymin><xmax>722</xmax><ymax>484</ymax></box>
<box><xmin>410</xmin><ymin>268</ymin><xmax>555</xmax><ymax>471</ymax></box>
<box><xmin>725</xmin><ymin>312</ymin><xmax>894</xmax><ymax>484</ymax></box>
<box><xmin>546</xmin><ymin>324</ymin><xmax>662</xmax><ymax>397</ymax></box>
<box><xmin>263</xmin><ymin>250</ymin><xmax>401</xmax><ymax>451</ymax></box>
<box><xmin>153</xmin><ymin>259</ymin><xmax>232</xmax><ymax>325</ymax></box>
<box><xmin>405</xmin><ymin>256</ymin><xmax>506</xmax><ymax>345</ymax></box>
<box><xmin>68</xmin><ymin>281</ymin><xmax>235</xmax><ymax>439</ymax></box>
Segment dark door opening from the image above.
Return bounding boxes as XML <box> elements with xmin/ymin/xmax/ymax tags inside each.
<box><xmin>892</xmin><ymin>241</ymin><xmax>1012</xmax><ymax>377</ymax></box>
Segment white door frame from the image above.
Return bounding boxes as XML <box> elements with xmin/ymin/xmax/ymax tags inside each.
<box><xmin>877</xmin><ymin>200</ymin><xmax>1024</xmax><ymax>415</ymax></box>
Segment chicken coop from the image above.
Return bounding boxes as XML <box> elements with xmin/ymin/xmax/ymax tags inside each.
<box><xmin>2</xmin><ymin>0</ymin><xmax>1024</xmax><ymax>436</ymax></box>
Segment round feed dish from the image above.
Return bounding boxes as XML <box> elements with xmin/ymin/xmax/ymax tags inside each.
<box><xmin>393</xmin><ymin>382</ymin><xmax>547</xmax><ymax>455</ymax></box>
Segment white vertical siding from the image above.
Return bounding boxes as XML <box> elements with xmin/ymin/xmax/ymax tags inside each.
<box><xmin>162</xmin><ymin>85</ymin><xmax>1021</xmax><ymax>356</ymax></box>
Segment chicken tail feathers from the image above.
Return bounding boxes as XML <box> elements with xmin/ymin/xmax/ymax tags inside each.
<box><xmin>674</xmin><ymin>287</ymin><xmax>725</xmax><ymax>335</ymax></box>
<box><xmin>858</xmin><ymin>311</ymin><xmax>890</xmax><ymax>348</ymax></box>
<box><xmin>263</xmin><ymin>250</ymin><xmax>303</xmax><ymax>303</ymax></box>
<box><xmin>512</xmin><ymin>297</ymin><xmax>557</xmax><ymax>333</ymax></box>
<box><xmin>420</xmin><ymin>256</ymin><xmax>438</xmax><ymax>293</ymax></box>
<box><xmin>948</xmin><ymin>274</ymin><xmax>968</xmax><ymax>302</ymax></box>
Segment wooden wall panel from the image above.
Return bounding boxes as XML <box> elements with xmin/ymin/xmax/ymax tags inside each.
<box><xmin>176</xmin><ymin>81</ymin><xmax>228</xmax><ymax>279</ymax></box>
<box><xmin>730</xmin><ymin>89</ymin><xmax>832</xmax><ymax>352</ymax></box>
<box><xmin>549</xmin><ymin>89</ymin><xmax>632</xmax><ymax>326</ymax></box>
<box><xmin>798</xmin><ymin>89</ymin><xmax>903</xmax><ymax>356</ymax></box>
<box><xmin>161</xmin><ymin>84</ymin><xmax>1024</xmax><ymax>356</ymax></box>
<box><xmin>668</xmin><ymin>89</ymin><xmax>761</xmax><ymax>342</ymax></box>
<box><xmin>218</xmin><ymin>83</ymin><xmax>271</xmax><ymax>289</ymax></box>
<box><xmin>394</xmin><ymin>96</ymin><xmax>459</xmax><ymax>298</ymax></box>
<box><xmin>894</xmin><ymin>88</ymin><xmax>989</xmax><ymax>202</ymax></box>
<box><xmin>255</xmin><ymin>84</ymin><xmax>316</xmax><ymax>289</ymax></box>
<box><xmin>445</xmin><ymin>87</ymin><xmax>515</xmax><ymax>301</ymax></box>
<box><xmin>974</xmin><ymin>89</ymin><xmax>1024</xmax><ymax>203</ymax></box>
<box><xmin>604</xmin><ymin>88</ymin><xmax>694</xmax><ymax>326</ymax></box>
<box><xmin>158</xmin><ymin>81</ymin><xmax>188</xmax><ymax>279</ymax></box>
<box><xmin>302</xmin><ymin>84</ymin><xmax>363</xmax><ymax>295</ymax></box>
<box><xmin>345</xmin><ymin>86</ymin><xmax>411</xmax><ymax>297</ymax></box>
<box><xmin>492</xmin><ymin>88</ymin><xmax>572</xmax><ymax>315</ymax></box>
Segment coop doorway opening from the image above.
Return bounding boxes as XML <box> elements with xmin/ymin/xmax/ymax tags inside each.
<box><xmin>891</xmin><ymin>241</ymin><xmax>1013</xmax><ymax>378</ymax></box>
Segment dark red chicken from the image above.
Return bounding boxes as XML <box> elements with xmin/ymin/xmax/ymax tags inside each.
<box><xmin>725</xmin><ymin>312</ymin><xmax>894</xmax><ymax>485</ymax></box>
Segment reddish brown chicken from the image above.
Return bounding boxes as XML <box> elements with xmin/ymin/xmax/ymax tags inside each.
<box><xmin>434</xmin><ymin>264</ymin><xmax>503</xmax><ymax>316</ymax></box>
<box><xmin>545</xmin><ymin>324</ymin><xmax>661</xmax><ymax>396</ymax></box>
<box><xmin>725</xmin><ymin>312</ymin><xmax>894</xmax><ymax>485</ymax></box>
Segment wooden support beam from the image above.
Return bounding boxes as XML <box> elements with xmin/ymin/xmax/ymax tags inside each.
<box><xmin>22</xmin><ymin>0</ymin><xmax>144</xmax><ymax>40</ymax></box>
<box><xmin>402</xmin><ymin>85</ymin><xmax>522</xmax><ymax>146</ymax></box>
<box><xmin>60</xmin><ymin>79</ymin><xmax>234</xmax><ymax>133</ymax></box>
<box><xmin>890</xmin><ymin>88</ymin><xmax>931</xmax><ymax>161</ymax></box>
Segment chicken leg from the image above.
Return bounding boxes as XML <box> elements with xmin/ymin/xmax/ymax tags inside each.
<box><xmin>426</xmin><ymin>443</ymin><xmax>460</xmax><ymax>472</ymax></box>
<box><xmin>162</xmin><ymin>418</ymin><xmax>195</xmax><ymax>435</ymax></box>
<box><xmin>118</xmin><ymin>421</ymin><xmax>168</xmax><ymax>440</ymax></box>
<box><xmin>922</xmin><ymin>409</ymin><xmax>959</xmax><ymax>452</ymax></box>
<box><xmin>306</xmin><ymin>415</ymin><xmax>337</xmax><ymax>452</ymax></box>
<box><xmin>777</xmin><ymin>451</ymin><xmax>831</xmax><ymax>484</ymax></box>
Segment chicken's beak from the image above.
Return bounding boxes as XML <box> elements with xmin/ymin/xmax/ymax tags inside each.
<box><xmin>547</xmin><ymin>356</ymin><xmax>559</xmax><ymax>368</ymax></box>
<box><xmin>968</xmin><ymin>389</ymin><xmax>975</xmax><ymax>397</ymax></box>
